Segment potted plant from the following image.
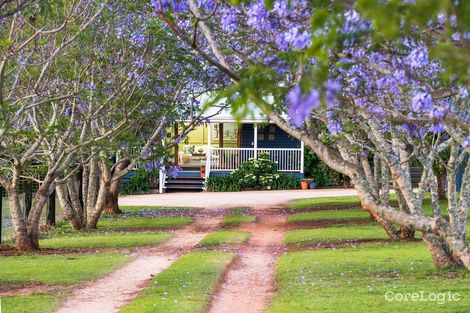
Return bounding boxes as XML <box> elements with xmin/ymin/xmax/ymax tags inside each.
<box><xmin>309</xmin><ymin>180</ymin><xmax>317</xmax><ymax>189</ymax></box>
<box><xmin>301</xmin><ymin>178</ymin><xmax>310</xmax><ymax>190</ymax></box>
<box><xmin>200</xmin><ymin>165</ymin><xmax>206</xmax><ymax>178</ymax></box>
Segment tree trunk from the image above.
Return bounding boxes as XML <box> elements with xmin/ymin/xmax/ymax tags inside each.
<box><xmin>369</xmin><ymin>210</ymin><xmax>400</xmax><ymax>239</ymax></box>
<box><xmin>423</xmin><ymin>234</ymin><xmax>462</xmax><ymax>268</ymax></box>
<box><xmin>393</xmin><ymin>182</ymin><xmax>416</xmax><ymax>240</ymax></box>
<box><xmin>46</xmin><ymin>190</ymin><xmax>56</xmax><ymax>226</ymax></box>
<box><xmin>380</xmin><ymin>162</ymin><xmax>390</xmax><ymax>205</ymax></box>
<box><xmin>399</xmin><ymin>226</ymin><xmax>415</xmax><ymax>240</ymax></box>
<box><xmin>0</xmin><ymin>187</ymin><xmax>3</xmax><ymax>245</ymax></box>
<box><xmin>55</xmin><ymin>182</ymin><xmax>85</xmax><ymax>230</ymax></box>
<box><xmin>23</xmin><ymin>180</ymin><xmax>33</xmax><ymax>218</ymax></box>
<box><xmin>103</xmin><ymin>186</ymin><xmax>121</xmax><ymax>214</ymax></box>
<box><xmin>437</xmin><ymin>172</ymin><xmax>447</xmax><ymax>200</ymax></box>
<box><xmin>86</xmin><ymin>160</ymin><xmax>112</xmax><ymax>229</ymax></box>
<box><xmin>7</xmin><ymin>189</ymin><xmax>38</xmax><ymax>251</ymax></box>
<box><xmin>103</xmin><ymin>159</ymin><xmax>130</xmax><ymax>214</ymax></box>
<box><xmin>86</xmin><ymin>183</ymin><xmax>109</xmax><ymax>229</ymax></box>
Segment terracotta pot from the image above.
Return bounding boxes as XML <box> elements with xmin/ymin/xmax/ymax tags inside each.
<box><xmin>301</xmin><ymin>181</ymin><xmax>309</xmax><ymax>190</ymax></box>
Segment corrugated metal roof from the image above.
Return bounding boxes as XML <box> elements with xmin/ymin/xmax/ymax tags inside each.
<box><xmin>201</xmin><ymin>103</ymin><xmax>269</xmax><ymax>123</ymax></box>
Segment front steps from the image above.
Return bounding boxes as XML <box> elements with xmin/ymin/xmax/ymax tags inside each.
<box><xmin>164</xmin><ymin>166</ymin><xmax>205</xmax><ymax>192</ymax></box>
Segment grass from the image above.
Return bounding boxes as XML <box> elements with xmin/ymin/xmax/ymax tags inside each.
<box><xmin>288</xmin><ymin>209</ymin><xmax>371</xmax><ymax>223</ymax></box>
<box><xmin>268</xmin><ymin>242</ymin><xmax>470</xmax><ymax>312</ymax></box>
<box><xmin>288</xmin><ymin>195</ymin><xmax>361</xmax><ymax>210</ymax></box>
<box><xmin>40</xmin><ymin>232</ymin><xmax>173</xmax><ymax>249</ymax></box>
<box><xmin>1</xmin><ymin>292</ymin><xmax>65</xmax><ymax>313</ymax></box>
<box><xmin>284</xmin><ymin>225</ymin><xmax>390</xmax><ymax>247</ymax></box>
<box><xmin>288</xmin><ymin>194</ymin><xmax>452</xmax><ymax>217</ymax></box>
<box><xmin>119</xmin><ymin>205</ymin><xmax>199</xmax><ymax>212</ymax></box>
<box><xmin>221</xmin><ymin>214</ymin><xmax>256</xmax><ymax>227</ymax></box>
<box><xmin>120</xmin><ymin>252</ymin><xmax>235</xmax><ymax>313</ymax></box>
<box><xmin>0</xmin><ymin>253</ymin><xmax>131</xmax><ymax>285</ymax></box>
<box><xmin>97</xmin><ymin>216</ymin><xmax>193</xmax><ymax>230</ymax></box>
<box><xmin>198</xmin><ymin>230</ymin><xmax>251</xmax><ymax>247</ymax></box>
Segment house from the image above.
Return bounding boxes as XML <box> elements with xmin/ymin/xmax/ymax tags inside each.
<box><xmin>161</xmin><ymin>105</ymin><xmax>305</xmax><ymax>192</ymax></box>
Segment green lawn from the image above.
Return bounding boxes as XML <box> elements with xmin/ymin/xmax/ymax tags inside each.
<box><xmin>121</xmin><ymin>252</ymin><xmax>235</xmax><ymax>313</ymax></box>
<box><xmin>269</xmin><ymin>242</ymin><xmax>470</xmax><ymax>312</ymax></box>
<box><xmin>198</xmin><ymin>230</ymin><xmax>251</xmax><ymax>247</ymax></box>
<box><xmin>97</xmin><ymin>216</ymin><xmax>193</xmax><ymax>230</ymax></box>
<box><xmin>221</xmin><ymin>213</ymin><xmax>256</xmax><ymax>227</ymax></box>
<box><xmin>288</xmin><ymin>194</ymin><xmax>452</xmax><ymax>217</ymax></box>
<box><xmin>40</xmin><ymin>232</ymin><xmax>173</xmax><ymax>249</ymax></box>
<box><xmin>0</xmin><ymin>253</ymin><xmax>131</xmax><ymax>285</ymax></box>
<box><xmin>288</xmin><ymin>195</ymin><xmax>361</xmax><ymax>210</ymax></box>
<box><xmin>288</xmin><ymin>209</ymin><xmax>371</xmax><ymax>223</ymax></box>
<box><xmin>1</xmin><ymin>292</ymin><xmax>65</xmax><ymax>313</ymax></box>
<box><xmin>284</xmin><ymin>225</ymin><xmax>390</xmax><ymax>247</ymax></box>
<box><xmin>119</xmin><ymin>205</ymin><xmax>199</xmax><ymax>212</ymax></box>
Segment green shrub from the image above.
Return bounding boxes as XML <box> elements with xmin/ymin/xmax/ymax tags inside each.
<box><xmin>232</xmin><ymin>152</ymin><xmax>279</xmax><ymax>190</ymax></box>
<box><xmin>120</xmin><ymin>167</ymin><xmax>159</xmax><ymax>195</ymax></box>
<box><xmin>205</xmin><ymin>176</ymin><xmax>241</xmax><ymax>192</ymax></box>
<box><xmin>273</xmin><ymin>174</ymin><xmax>300</xmax><ymax>190</ymax></box>
<box><xmin>304</xmin><ymin>149</ymin><xmax>342</xmax><ymax>187</ymax></box>
<box><xmin>206</xmin><ymin>152</ymin><xmax>300</xmax><ymax>191</ymax></box>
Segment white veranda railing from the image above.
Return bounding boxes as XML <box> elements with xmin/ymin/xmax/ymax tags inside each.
<box><xmin>209</xmin><ymin>147</ymin><xmax>302</xmax><ymax>172</ymax></box>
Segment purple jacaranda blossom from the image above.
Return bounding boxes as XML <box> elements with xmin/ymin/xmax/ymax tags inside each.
<box><xmin>451</xmin><ymin>32</ymin><xmax>461</xmax><ymax>41</ymax></box>
<box><xmin>324</xmin><ymin>79</ymin><xmax>341</xmax><ymax>108</ymax></box>
<box><xmin>430</xmin><ymin>101</ymin><xmax>450</xmax><ymax>119</ymax></box>
<box><xmin>326</xmin><ymin>111</ymin><xmax>342</xmax><ymax>133</ymax></box>
<box><xmin>412</xmin><ymin>90</ymin><xmax>432</xmax><ymax>112</ymax></box>
<box><xmin>342</xmin><ymin>9</ymin><xmax>369</xmax><ymax>34</ymax></box>
<box><xmin>463</xmin><ymin>135</ymin><xmax>470</xmax><ymax>148</ymax></box>
<box><xmin>246</xmin><ymin>2</ymin><xmax>269</xmax><ymax>30</ymax></box>
<box><xmin>437</xmin><ymin>13</ymin><xmax>446</xmax><ymax>24</ymax></box>
<box><xmin>143</xmin><ymin>162</ymin><xmax>156</xmax><ymax>171</ymax></box>
<box><xmin>132</xmin><ymin>57</ymin><xmax>146</xmax><ymax>69</ymax></box>
<box><xmin>287</xmin><ymin>86</ymin><xmax>320</xmax><ymax>127</ymax></box>
<box><xmin>152</xmin><ymin>0</ymin><xmax>187</xmax><ymax>13</ymax></box>
<box><xmin>429</xmin><ymin>122</ymin><xmax>444</xmax><ymax>133</ymax></box>
<box><xmin>175</xmin><ymin>136</ymin><xmax>184</xmax><ymax>144</ymax></box>
<box><xmin>393</xmin><ymin>69</ymin><xmax>409</xmax><ymax>85</ymax></box>
<box><xmin>326</xmin><ymin>119</ymin><xmax>342</xmax><ymax>133</ymax></box>
<box><xmin>276</xmin><ymin>27</ymin><xmax>311</xmax><ymax>51</ymax></box>
<box><xmin>129</xmin><ymin>32</ymin><xmax>147</xmax><ymax>47</ymax></box>
<box><xmin>64</xmin><ymin>107</ymin><xmax>72</xmax><ymax>117</ymax></box>
<box><xmin>408</xmin><ymin>47</ymin><xmax>428</xmax><ymax>68</ymax></box>
<box><xmin>166</xmin><ymin>165</ymin><xmax>181</xmax><ymax>179</ymax></box>
<box><xmin>367</xmin><ymin>106</ymin><xmax>386</xmax><ymax>118</ymax></box>
<box><xmin>220</xmin><ymin>7</ymin><xmax>239</xmax><ymax>34</ymax></box>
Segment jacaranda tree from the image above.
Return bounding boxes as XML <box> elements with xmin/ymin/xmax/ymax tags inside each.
<box><xmin>154</xmin><ymin>0</ymin><xmax>470</xmax><ymax>269</ymax></box>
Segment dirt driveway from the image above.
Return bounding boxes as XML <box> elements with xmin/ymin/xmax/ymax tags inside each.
<box><xmin>119</xmin><ymin>188</ymin><xmax>358</xmax><ymax>208</ymax></box>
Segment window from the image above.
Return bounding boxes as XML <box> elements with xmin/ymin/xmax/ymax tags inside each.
<box><xmin>268</xmin><ymin>125</ymin><xmax>275</xmax><ymax>140</ymax></box>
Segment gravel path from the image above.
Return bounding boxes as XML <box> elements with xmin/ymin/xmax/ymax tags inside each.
<box><xmin>208</xmin><ymin>207</ymin><xmax>288</xmax><ymax>313</ymax></box>
<box><xmin>119</xmin><ymin>188</ymin><xmax>358</xmax><ymax>209</ymax></box>
<box><xmin>54</xmin><ymin>211</ymin><xmax>222</xmax><ymax>313</ymax></box>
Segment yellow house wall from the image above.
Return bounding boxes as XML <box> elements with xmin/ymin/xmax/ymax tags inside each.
<box><xmin>177</xmin><ymin>123</ymin><xmax>237</xmax><ymax>152</ymax></box>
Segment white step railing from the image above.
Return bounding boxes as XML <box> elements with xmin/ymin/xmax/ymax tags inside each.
<box><xmin>209</xmin><ymin>147</ymin><xmax>302</xmax><ymax>172</ymax></box>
